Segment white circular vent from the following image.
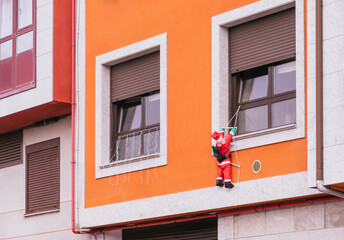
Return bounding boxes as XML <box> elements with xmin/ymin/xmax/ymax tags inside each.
<box><xmin>252</xmin><ymin>160</ymin><xmax>261</xmax><ymax>173</ymax></box>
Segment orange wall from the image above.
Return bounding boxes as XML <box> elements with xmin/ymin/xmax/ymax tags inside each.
<box><xmin>85</xmin><ymin>0</ymin><xmax>307</xmax><ymax>208</ymax></box>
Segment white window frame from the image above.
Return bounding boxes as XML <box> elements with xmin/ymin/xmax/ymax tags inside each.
<box><xmin>95</xmin><ymin>33</ymin><xmax>167</xmax><ymax>178</ymax></box>
<box><xmin>211</xmin><ymin>0</ymin><xmax>305</xmax><ymax>151</ymax></box>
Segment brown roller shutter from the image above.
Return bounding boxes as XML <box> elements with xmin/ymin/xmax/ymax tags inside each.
<box><xmin>123</xmin><ymin>218</ymin><xmax>217</xmax><ymax>240</ymax></box>
<box><xmin>0</xmin><ymin>130</ymin><xmax>22</xmax><ymax>169</ymax></box>
<box><xmin>230</xmin><ymin>7</ymin><xmax>295</xmax><ymax>73</ymax></box>
<box><xmin>111</xmin><ymin>51</ymin><xmax>160</xmax><ymax>102</ymax></box>
<box><xmin>26</xmin><ymin>138</ymin><xmax>60</xmax><ymax>214</ymax></box>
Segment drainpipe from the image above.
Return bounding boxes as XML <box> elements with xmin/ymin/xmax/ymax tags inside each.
<box><xmin>71</xmin><ymin>0</ymin><xmax>100</xmax><ymax>234</ymax></box>
<box><xmin>315</xmin><ymin>0</ymin><xmax>344</xmax><ymax>198</ymax></box>
<box><xmin>71</xmin><ymin>0</ymin><xmax>80</xmax><ymax>234</ymax></box>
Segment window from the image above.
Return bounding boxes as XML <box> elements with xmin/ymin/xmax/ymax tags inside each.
<box><xmin>229</xmin><ymin>7</ymin><xmax>296</xmax><ymax>135</ymax></box>
<box><xmin>26</xmin><ymin>138</ymin><xmax>60</xmax><ymax>215</ymax></box>
<box><xmin>0</xmin><ymin>0</ymin><xmax>35</xmax><ymax>99</ymax></box>
<box><xmin>110</xmin><ymin>51</ymin><xmax>160</xmax><ymax>163</ymax></box>
<box><xmin>233</xmin><ymin>60</ymin><xmax>296</xmax><ymax>135</ymax></box>
<box><xmin>0</xmin><ymin>130</ymin><xmax>22</xmax><ymax>169</ymax></box>
<box><xmin>113</xmin><ymin>92</ymin><xmax>160</xmax><ymax>162</ymax></box>
<box><xmin>212</xmin><ymin>0</ymin><xmax>305</xmax><ymax>150</ymax></box>
<box><xmin>95</xmin><ymin>33</ymin><xmax>167</xmax><ymax>178</ymax></box>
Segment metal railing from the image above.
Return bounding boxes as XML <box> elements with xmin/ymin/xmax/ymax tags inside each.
<box><xmin>111</xmin><ymin>126</ymin><xmax>160</xmax><ymax>162</ymax></box>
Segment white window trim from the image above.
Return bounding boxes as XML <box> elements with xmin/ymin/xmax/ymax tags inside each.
<box><xmin>95</xmin><ymin>33</ymin><xmax>167</xmax><ymax>179</ymax></box>
<box><xmin>211</xmin><ymin>0</ymin><xmax>305</xmax><ymax>151</ymax></box>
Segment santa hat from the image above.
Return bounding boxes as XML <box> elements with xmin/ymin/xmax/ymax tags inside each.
<box><xmin>211</xmin><ymin>130</ymin><xmax>224</xmax><ymax>140</ymax></box>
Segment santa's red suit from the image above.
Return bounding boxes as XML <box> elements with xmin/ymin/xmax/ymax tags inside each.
<box><xmin>211</xmin><ymin>128</ymin><xmax>236</xmax><ymax>188</ymax></box>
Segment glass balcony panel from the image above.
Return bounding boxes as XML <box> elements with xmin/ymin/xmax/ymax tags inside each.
<box><xmin>0</xmin><ymin>59</ymin><xmax>12</xmax><ymax>93</ymax></box>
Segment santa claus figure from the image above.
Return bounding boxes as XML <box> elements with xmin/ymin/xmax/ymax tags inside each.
<box><xmin>211</xmin><ymin>127</ymin><xmax>236</xmax><ymax>188</ymax></box>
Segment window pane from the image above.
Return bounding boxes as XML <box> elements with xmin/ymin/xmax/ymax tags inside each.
<box><xmin>0</xmin><ymin>39</ymin><xmax>12</xmax><ymax>60</ymax></box>
<box><xmin>146</xmin><ymin>93</ymin><xmax>160</xmax><ymax>126</ymax></box>
<box><xmin>16</xmin><ymin>50</ymin><xmax>33</xmax><ymax>86</ymax></box>
<box><xmin>0</xmin><ymin>0</ymin><xmax>12</xmax><ymax>38</ymax></box>
<box><xmin>16</xmin><ymin>31</ymin><xmax>33</xmax><ymax>54</ymax></box>
<box><xmin>143</xmin><ymin>129</ymin><xmax>160</xmax><ymax>155</ymax></box>
<box><xmin>238</xmin><ymin>105</ymin><xmax>268</xmax><ymax>134</ymax></box>
<box><xmin>18</xmin><ymin>0</ymin><xmax>32</xmax><ymax>29</ymax></box>
<box><xmin>120</xmin><ymin>104</ymin><xmax>141</xmax><ymax>132</ymax></box>
<box><xmin>0</xmin><ymin>59</ymin><xmax>12</xmax><ymax>92</ymax></box>
<box><xmin>274</xmin><ymin>61</ymin><xmax>296</xmax><ymax>94</ymax></box>
<box><xmin>116</xmin><ymin>134</ymin><xmax>141</xmax><ymax>160</ymax></box>
<box><xmin>240</xmin><ymin>74</ymin><xmax>268</xmax><ymax>102</ymax></box>
<box><xmin>271</xmin><ymin>98</ymin><xmax>296</xmax><ymax>128</ymax></box>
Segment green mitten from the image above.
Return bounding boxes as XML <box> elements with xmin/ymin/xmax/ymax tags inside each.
<box><xmin>220</xmin><ymin>128</ymin><xmax>225</xmax><ymax>132</ymax></box>
<box><xmin>230</xmin><ymin>127</ymin><xmax>237</xmax><ymax>135</ymax></box>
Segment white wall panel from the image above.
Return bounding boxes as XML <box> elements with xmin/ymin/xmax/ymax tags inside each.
<box><xmin>36</xmin><ymin>52</ymin><xmax>53</xmax><ymax>81</ymax></box>
<box><xmin>322</xmin><ymin>0</ymin><xmax>344</xmax><ymax>186</ymax></box>
<box><xmin>36</xmin><ymin>28</ymin><xmax>53</xmax><ymax>57</ymax></box>
<box><xmin>0</xmin><ymin>164</ymin><xmax>25</xmax><ymax>213</ymax></box>
<box><xmin>0</xmin><ymin>202</ymin><xmax>82</xmax><ymax>239</ymax></box>
<box><xmin>36</xmin><ymin>2</ymin><xmax>53</xmax><ymax>32</ymax></box>
<box><xmin>2</xmin><ymin>230</ymin><xmax>92</xmax><ymax>240</ymax></box>
<box><xmin>218</xmin><ymin>200</ymin><xmax>344</xmax><ymax>240</ymax></box>
<box><xmin>323</xmin><ymin>1</ymin><xmax>344</xmax><ymax>41</ymax></box>
<box><xmin>323</xmin><ymin>71</ymin><xmax>344</xmax><ymax>110</ymax></box>
<box><xmin>323</xmin><ymin>35</ymin><xmax>344</xmax><ymax>76</ymax></box>
<box><xmin>307</xmin><ymin>0</ymin><xmax>344</xmax><ymax>187</ymax></box>
<box><xmin>0</xmin><ymin>78</ymin><xmax>52</xmax><ymax>116</ymax></box>
<box><xmin>324</xmin><ymin>144</ymin><xmax>344</xmax><ymax>185</ymax></box>
<box><xmin>0</xmin><ymin>117</ymin><xmax>75</xmax><ymax>239</ymax></box>
<box><xmin>36</xmin><ymin>0</ymin><xmax>53</xmax><ymax>8</ymax></box>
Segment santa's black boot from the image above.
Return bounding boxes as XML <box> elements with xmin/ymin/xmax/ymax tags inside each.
<box><xmin>225</xmin><ymin>181</ymin><xmax>234</xmax><ymax>189</ymax></box>
<box><xmin>216</xmin><ymin>179</ymin><xmax>224</xmax><ymax>187</ymax></box>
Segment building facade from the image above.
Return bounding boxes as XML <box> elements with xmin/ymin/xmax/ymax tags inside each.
<box><xmin>1</xmin><ymin>0</ymin><xmax>344</xmax><ymax>240</ymax></box>
<box><xmin>74</xmin><ymin>0</ymin><xmax>344</xmax><ymax>239</ymax></box>
<box><xmin>0</xmin><ymin>0</ymin><xmax>91</xmax><ymax>239</ymax></box>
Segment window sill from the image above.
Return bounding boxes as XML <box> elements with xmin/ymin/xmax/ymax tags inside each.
<box><xmin>96</xmin><ymin>154</ymin><xmax>167</xmax><ymax>179</ymax></box>
<box><xmin>230</xmin><ymin>123</ymin><xmax>304</xmax><ymax>151</ymax></box>
<box><xmin>100</xmin><ymin>153</ymin><xmax>160</xmax><ymax>169</ymax></box>
<box><xmin>24</xmin><ymin>209</ymin><xmax>59</xmax><ymax>217</ymax></box>
<box><xmin>234</xmin><ymin>124</ymin><xmax>296</xmax><ymax>141</ymax></box>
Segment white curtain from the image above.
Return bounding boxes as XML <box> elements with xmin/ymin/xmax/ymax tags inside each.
<box><xmin>0</xmin><ymin>0</ymin><xmax>13</xmax><ymax>38</ymax></box>
<box><xmin>18</xmin><ymin>0</ymin><xmax>32</xmax><ymax>29</ymax></box>
<box><xmin>0</xmin><ymin>39</ymin><xmax>12</xmax><ymax>60</ymax></box>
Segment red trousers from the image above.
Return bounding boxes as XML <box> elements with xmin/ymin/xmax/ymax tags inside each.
<box><xmin>217</xmin><ymin>160</ymin><xmax>231</xmax><ymax>182</ymax></box>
